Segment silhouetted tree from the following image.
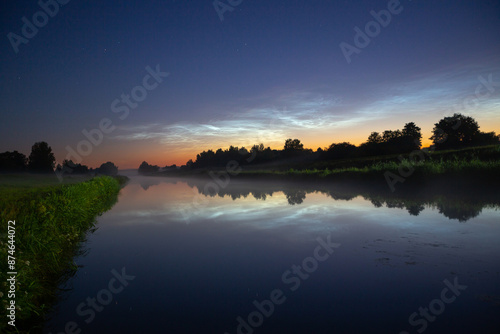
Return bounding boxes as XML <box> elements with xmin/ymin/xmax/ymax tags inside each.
<box><xmin>192</xmin><ymin>145</ymin><xmax>256</xmax><ymax>169</ymax></box>
<box><xmin>97</xmin><ymin>161</ymin><xmax>118</xmax><ymax>175</ymax></box>
<box><xmin>249</xmin><ymin>144</ymin><xmax>276</xmax><ymax>164</ymax></box>
<box><xmin>0</xmin><ymin>151</ymin><xmax>27</xmax><ymax>172</ymax></box>
<box><xmin>282</xmin><ymin>138</ymin><xmax>306</xmax><ymax>159</ymax></box>
<box><xmin>251</xmin><ymin>143</ymin><xmax>265</xmax><ymax>153</ymax></box>
<box><xmin>179</xmin><ymin>114</ymin><xmax>492</xmax><ymax>170</ymax></box>
<box><xmin>139</xmin><ymin>161</ymin><xmax>160</xmax><ymax>174</ymax></box>
<box><xmin>402</xmin><ymin>122</ymin><xmax>422</xmax><ymax>149</ymax></box>
<box><xmin>325</xmin><ymin>142</ymin><xmax>357</xmax><ymax>160</ymax></box>
<box><xmin>62</xmin><ymin>159</ymin><xmax>89</xmax><ymax>174</ymax></box>
<box><xmin>28</xmin><ymin>141</ymin><xmax>55</xmax><ymax>173</ymax></box>
<box><xmin>284</xmin><ymin>138</ymin><xmax>304</xmax><ymax>151</ymax></box>
<box><xmin>430</xmin><ymin>114</ymin><xmax>479</xmax><ymax>149</ymax></box>
<box><xmin>194</xmin><ymin>149</ymin><xmax>216</xmax><ymax>168</ymax></box>
<box><xmin>473</xmin><ymin>131</ymin><xmax>500</xmax><ymax>146</ymax></box>
<box><xmin>360</xmin><ymin>123</ymin><xmax>422</xmax><ymax>156</ymax></box>
<box><xmin>163</xmin><ymin>164</ymin><xmax>177</xmax><ymax>170</ymax></box>
<box><xmin>367</xmin><ymin>132</ymin><xmax>383</xmax><ymax>144</ymax></box>
<box><xmin>382</xmin><ymin>130</ymin><xmax>402</xmax><ymax>142</ymax></box>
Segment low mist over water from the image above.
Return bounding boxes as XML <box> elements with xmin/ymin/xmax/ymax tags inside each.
<box><xmin>45</xmin><ymin>176</ymin><xmax>500</xmax><ymax>334</ymax></box>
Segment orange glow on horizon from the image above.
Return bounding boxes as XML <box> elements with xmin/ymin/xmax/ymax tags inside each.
<box><xmin>72</xmin><ymin>118</ymin><xmax>499</xmax><ymax>170</ymax></box>
<box><xmin>100</xmin><ymin>136</ymin><xmax>437</xmax><ymax>169</ymax></box>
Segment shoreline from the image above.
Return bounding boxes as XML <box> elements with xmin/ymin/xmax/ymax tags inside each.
<box><xmin>142</xmin><ymin>144</ymin><xmax>500</xmax><ymax>187</ymax></box>
<box><xmin>0</xmin><ymin>175</ymin><xmax>128</xmax><ymax>333</ymax></box>
<box><xmin>143</xmin><ymin>158</ymin><xmax>500</xmax><ymax>188</ymax></box>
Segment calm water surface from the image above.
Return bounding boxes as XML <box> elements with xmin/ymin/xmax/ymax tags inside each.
<box><xmin>44</xmin><ymin>176</ymin><xmax>500</xmax><ymax>334</ymax></box>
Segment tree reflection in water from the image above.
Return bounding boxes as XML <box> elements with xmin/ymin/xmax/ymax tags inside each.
<box><xmin>138</xmin><ymin>176</ymin><xmax>499</xmax><ymax>222</ymax></box>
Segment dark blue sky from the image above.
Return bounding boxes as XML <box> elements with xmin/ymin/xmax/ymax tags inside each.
<box><xmin>1</xmin><ymin>0</ymin><xmax>499</xmax><ymax>167</ymax></box>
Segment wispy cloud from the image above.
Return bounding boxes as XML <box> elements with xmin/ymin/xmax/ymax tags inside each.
<box><xmin>111</xmin><ymin>65</ymin><xmax>500</xmax><ymax>152</ymax></box>
<box><xmin>358</xmin><ymin>64</ymin><xmax>500</xmax><ymax>118</ymax></box>
<box><xmin>112</xmin><ymin>91</ymin><xmax>351</xmax><ymax>150</ymax></box>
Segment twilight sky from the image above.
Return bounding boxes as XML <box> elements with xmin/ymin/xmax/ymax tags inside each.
<box><xmin>1</xmin><ymin>0</ymin><xmax>499</xmax><ymax>168</ymax></box>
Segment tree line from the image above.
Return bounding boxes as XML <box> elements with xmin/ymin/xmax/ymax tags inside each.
<box><xmin>139</xmin><ymin>113</ymin><xmax>499</xmax><ymax>172</ymax></box>
<box><xmin>0</xmin><ymin>141</ymin><xmax>118</xmax><ymax>175</ymax></box>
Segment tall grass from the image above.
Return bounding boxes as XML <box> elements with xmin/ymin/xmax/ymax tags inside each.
<box><xmin>242</xmin><ymin>156</ymin><xmax>500</xmax><ymax>180</ymax></box>
<box><xmin>0</xmin><ymin>176</ymin><xmax>125</xmax><ymax>333</ymax></box>
<box><xmin>370</xmin><ymin>158</ymin><xmax>500</xmax><ymax>176</ymax></box>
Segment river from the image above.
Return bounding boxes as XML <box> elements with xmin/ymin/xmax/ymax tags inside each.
<box><xmin>44</xmin><ymin>175</ymin><xmax>500</xmax><ymax>334</ymax></box>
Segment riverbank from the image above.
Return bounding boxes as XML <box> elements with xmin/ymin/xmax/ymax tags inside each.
<box><xmin>0</xmin><ymin>174</ymin><xmax>128</xmax><ymax>333</ymax></box>
<box><xmin>235</xmin><ymin>157</ymin><xmax>500</xmax><ymax>182</ymax></box>
<box><xmin>153</xmin><ymin>145</ymin><xmax>500</xmax><ymax>188</ymax></box>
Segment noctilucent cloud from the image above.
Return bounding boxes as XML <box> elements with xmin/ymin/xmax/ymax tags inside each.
<box><xmin>1</xmin><ymin>0</ymin><xmax>499</xmax><ymax>168</ymax></box>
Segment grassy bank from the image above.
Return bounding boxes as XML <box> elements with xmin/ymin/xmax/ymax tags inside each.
<box><xmin>275</xmin><ymin>144</ymin><xmax>500</xmax><ymax>172</ymax></box>
<box><xmin>0</xmin><ymin>175</ymin><xmax>127</xmax><ymax>333</ymax></box>
<box><xmin>243</xmin><ymin>157</ymin><xmax>500</xmax><ymax>179</ymax></box>
<box><xmin>157</xmin><ymin>145</ymin><xmax>500</xmax><ymax>183</ymax></box>
<box><xmin>206</xmin><ymin>145</ymin><xmax>500</xmax><ymax>184</ymax></box>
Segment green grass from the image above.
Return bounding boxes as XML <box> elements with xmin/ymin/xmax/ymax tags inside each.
<box><xmin>278</xmin><ymin>159</ymin><xmax>500</xmax><ymax>177</ymax></box>
<box><xmin>0</xmin><ymin>173</ymin><xmax>92</xmax><ymax>188</ymax></box>
<box><xmin>0</xmin><ymin>174</ymin><xmax>127</xmax><ymax>333</ymax></box>
<box><xmin>0</xmin><ymin>174</ymin><xmax>93</xmax><ymax>206</ymax></box>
